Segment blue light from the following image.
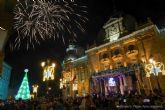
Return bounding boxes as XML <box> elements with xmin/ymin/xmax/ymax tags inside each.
<box><xmin>108</xmin><ymin>77</ymin><xmax>116</xmax><ymax>86</ymax></box>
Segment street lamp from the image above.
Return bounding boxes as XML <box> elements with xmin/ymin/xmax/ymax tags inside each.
<box><xmin>32</xmin><ymin>84</ymin><xmax>39</xmax><ymax>97</ymax></box>
<box><xmin>149</xmin><ymin>58</ymin><xmax>161</xmax><ymax>92</ymax></box>
<box><xmin>41</xmin><ymin>60</ymin><xmax>56</xmax><ymax>95</ymax></box>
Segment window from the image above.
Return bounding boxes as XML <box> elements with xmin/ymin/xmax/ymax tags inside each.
<box><xmin>128</xmin><ymin>45</ymin><xmax>136</xmax><ymax>51</ymax></box>
<box><xmin>116</xmin><ymin>62</ymin><xmax>123</xmax><ymax>68</ymax></box>
<box><xmin>102</xmin><ymin>53</ymin><xmax>109</xmax><ymax>59</ymax></box>
<box><xmin>113</xmin><ymin>49</ymin><xmax>121</xmax><ymax>56</ymax></box>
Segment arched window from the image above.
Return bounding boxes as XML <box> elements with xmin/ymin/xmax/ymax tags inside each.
<box><xmin>128</xmin><ymin>45</ymin><xmax>136</xmax><ymax>51</ymax></box>
<box><xmin>113</xmin><ymin>49</ymin><xmax>121</xmax><ymax>56</ymax></box>
<box><xmin>102</xmin><ymin>53</ymin><xmax>109</xmax><ymax>59</ymax></box>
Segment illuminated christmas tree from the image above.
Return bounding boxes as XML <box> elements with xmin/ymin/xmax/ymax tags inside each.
<box><xmin>15</xmin><ymin>69</ymin><xmax>31</xmax><ymax>100</ymax></box>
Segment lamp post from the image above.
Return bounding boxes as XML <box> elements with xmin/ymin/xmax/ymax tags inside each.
<box><xmin>149</xmin><ymin>58</ymin><xmax>161</xmax><ymax>93</ymax></box>
<box><xmin>41</xmin><ymin>60</ymin><xmax>56</xmax><ymax>95</ymax></box>
<box><xmin>32</xmin><ymin>84</ymin><xmax>39</xmax><ymax>97</ymax></box>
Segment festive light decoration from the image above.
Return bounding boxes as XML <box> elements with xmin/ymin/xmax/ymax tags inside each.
<box><xmin>108</xmin><ymin>78</ymin><xmax>116</xmax><ymax>86</ymax></box>
<box><xmin>63</xmin><ymin>71</ymin><xmax>72</xmax><ymax>80</ymax></box>
<box><xmin>73</xmin><ymin>83</ymin><xmax>78</xmax><ymax>90</ymax></box>
<box><xmin>145</xmin><ymin>61</ymin><xmax>165</xmax><ymax>77</ymax></box>
<box><xmin>32</xmin><ymin>84</ymin><xmax>39</xmax><ymax>94</ymax></box>
<box><xmin>15</xmin><ymin>69</ymin><xmax>31</xmax><ymax>100</ymax></box>
<box><xmin>60</xmin><ymin>78</ymin><xmax>64</xmax><ymax>89</ymax></box>
<box><xmin>43</xmin><ymin>66</ymin><xmax>55</xmax><ymax>81</ymax></box>
<box><xmin>13</xmin><ymin>0</ymin><xmax>87</xmax><ymax>49</ymax></box>
<box><xmin>41</xmin><ymin>60</ymin><xmax>56</xmax><ymax>81</ymax></box>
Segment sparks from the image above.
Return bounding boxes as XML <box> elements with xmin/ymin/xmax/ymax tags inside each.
<box><xmin>12</xmin><ymin>0</ymin><xmax>87</xmax><ymax>49</ymax></box>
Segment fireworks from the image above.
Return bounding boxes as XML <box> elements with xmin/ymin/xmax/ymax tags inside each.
<box><xmin>12</xmin><ymin>0</ymin><xmax>87</xmax><ymax>49</ymax></box>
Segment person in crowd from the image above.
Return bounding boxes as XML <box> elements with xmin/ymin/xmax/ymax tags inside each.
<box><xmin>1</xmin><ymin>90</ymin><xmax>165</xmax><ymax>110</ymax></box>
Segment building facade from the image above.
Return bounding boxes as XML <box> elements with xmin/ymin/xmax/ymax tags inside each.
<box><xmin>0</xmin><ymin>27</ymin><xmax>9</xmax><ymax>74</ymax></box>
<box><xmin>0</xmin><ymin>62</ymin><xmax>12</xmax><ymax>100</ymax></box>
<box><xmin>61</xmin><ymin>14</ymin><xmax>165</xmax><ymax>97</ymax></box>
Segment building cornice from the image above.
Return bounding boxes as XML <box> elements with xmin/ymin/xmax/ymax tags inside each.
<box><xmin>71</xmin><ymin>55</ymin><xmax>87</xmax><ymax>64</ymax></box>
<box><xmin>85</xmin><ymin>25</ymin><xmax>156</xmax><ymax>54</ymax></box>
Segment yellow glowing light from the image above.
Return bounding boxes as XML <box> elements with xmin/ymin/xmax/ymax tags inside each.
<box><xmin>60</xmin><ymin>79</ymin><xmax>64</xmax><ymax>89</ymax></box>
<box><xmin>48</xmin><ymin>87</ymin><xmax>51</xmax><ymax>90</ymax></box>
<box><xmin>145</xmin><ymin>61</ymin><xmax>165</xmax><ymax>77</ymax></box>
<box><xmin>73</xmin><ymin>84</ymin><xmax>78</xmax><ymax>91</ymax></box>
<box><xmin>52</xmin><ymin>63</ymin><xmax>56</xmax><ymax>67</ymax></box>
<box><xmin>63</xmin><ymin>72</ymin><xmax>71</xmax><ymax>79</ymax></box>
<box><xmin>43</xmin><ymin>64</ymin><xmax>55</xmax><ymax>81</ymax></box>
<box><xmin>0</xmin><ymin>26</ymin><xmax>6</xmax><ymax>31</ymax></box>
<box><xmin>32</xmin><ymin>85</ymin><xmax>39</xmax><ymax>93</ymax></box>
<box><xmin>31</xmin><ymin>94</ymin><xmax>34</xmax><ymax>99</ymax></box>
<box><xmin>149</xmin><ymin>58</ymin><xmax>155</xmax><ymax>64</ymax></box>
<box><xmin>41</xmin><ymin>62</ymin><xmax>45</xmax><ymax>67</ymax></box>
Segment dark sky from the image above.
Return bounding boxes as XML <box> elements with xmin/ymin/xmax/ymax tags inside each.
<box><xmin>4</xmin><ymin>0</ymin><xmax>165</xmax><ymax>89</ymax></box>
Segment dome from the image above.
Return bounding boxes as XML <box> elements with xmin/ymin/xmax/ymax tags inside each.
<box><xmin>65</xmin><ymin>54</ymin><xmax>77</xmax><ymax>62</ymax></box>
<box><xmin>76</xmin><ymin>46</ymin><xmax>85</xmax><ymax>57</ymax></box>
<box><xmin>64</xmin><ymin>44</ymin><xmax>77</xmax><ymax>62</ymax></box>
<box><xmin>64</xmin><ymin>44</ymin><xmax>85</xmax><ymax>62</ymax></box>
<box><xmin>66</xmin><ymin>44</ymin><xmax>76</xmax><ymax>52</ymax></box>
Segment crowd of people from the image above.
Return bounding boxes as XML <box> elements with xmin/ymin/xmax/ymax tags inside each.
<box><xmin>0</xmin><ymin>90</ymin><xmax>165</xmax><ymax>110</ymax></box>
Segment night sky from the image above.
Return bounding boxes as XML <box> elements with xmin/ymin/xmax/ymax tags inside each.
<box><xmin>3</xmin><ymin>0</ymin><xmax>165</xmax><ymax>90</ymax></box>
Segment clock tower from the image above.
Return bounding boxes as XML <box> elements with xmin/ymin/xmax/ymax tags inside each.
<box><xmin>103</xmin><ymin>17</ymin><xmax>124</xmax><ymax>42</ymax></box>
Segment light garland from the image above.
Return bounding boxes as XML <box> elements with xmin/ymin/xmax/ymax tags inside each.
<box><xmin>145</xmin><ymin>62</ymin><xmax>165</xmax><ymax>77</ymax></box>
<box><xmin>43</xmin><ymin>65</ymin><xmax>55</xmax><ymax>81</ymax></box>
<box><xmin>32</xmin><ymin>85</ymin><xmax>39</xmax><ymax>94</ymax></box>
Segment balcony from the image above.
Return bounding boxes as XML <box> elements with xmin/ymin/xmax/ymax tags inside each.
<box><xmin>112</xmin><ymin>54</ymin><xmax>123</xmax><ymax>61</ymax></box>
<box><xmin>112</xmin><ymin>49</ymin><xmax>123</xmax><ymax>61</ymax></box>
<box><xmin>100</xmin><ymin>53</ymin><xmax>110</xmax><ymax>64</ymax></box>
<box><xmin>126</xmin><ymin>45</ymin><xmax>138</xmax><ymax>59</ymax></box>
<box><xmin>100</xmin><ymin>58</ymin><xmax>109</xmax><ymax>64</ymax></box>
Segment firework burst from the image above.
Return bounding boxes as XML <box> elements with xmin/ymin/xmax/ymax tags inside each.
<box><xmin>12</xmin><ymin>0</ymin><xmax>87</xmax><ymax>49</ymax></box>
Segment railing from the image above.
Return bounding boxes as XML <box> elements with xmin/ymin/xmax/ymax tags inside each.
<box><xmin>92</xmin><ymin>64</ymin><xmax>143</xmax><ymax>78</ymax></box>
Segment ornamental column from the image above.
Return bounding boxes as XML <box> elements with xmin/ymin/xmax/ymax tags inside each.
<box><xmin>99</xmin><ymin>78</ymin><xmax>102</xmax><ymax>95</ymax></box>
<box><xmin>104</xmin><ymin>77</ymin><xmax>108</xmax><ymax>96</ymax></box>
<box><xmin>135</xmin><ymin>69</ymin><xmax>141</xmax><ymax>95</ymax></box>
<box><xmin>122</xmin><ymin>75</ymin><xmax>127</xmax><ymax>92</ymax></box>
<box><xmin>127</xmin><ymin>75</ymin><xmax>133</xmax><ymax>92</ymax></box>
<box><xmin>119</xmin><ymin>76</ymin><xmax>124</xmax><ymax>95</ymax></box>
<box><xmin>95</xmin><ymin>78</ymin><xmax>100</xmax><ymax>94</ymax></box>
<box><xmin>102</xmin><ymin>77</ymin><xmax>106</xmax><ymax>95</ymax></box>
